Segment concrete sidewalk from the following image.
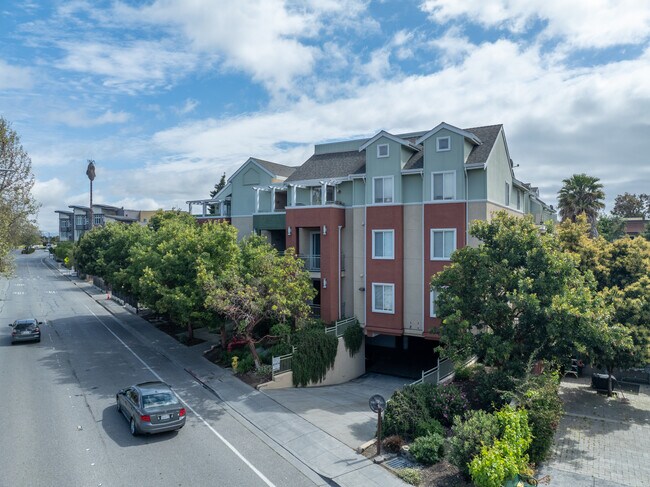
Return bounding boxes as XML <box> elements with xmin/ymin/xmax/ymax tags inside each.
<box><xmin>53</xmin><ymin>263</ymin><xmax>406</xmax><ymax>487</ymax></box>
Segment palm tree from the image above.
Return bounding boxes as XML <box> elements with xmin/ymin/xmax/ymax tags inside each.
<box><xmin>557</xmin><ymin>174</ymin><xmax>605</xmax><ymax>238</ymax></box>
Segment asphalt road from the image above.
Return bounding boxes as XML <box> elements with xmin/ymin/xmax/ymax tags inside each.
<box><xmin>0</xmin><ymin>251</ymin><xmax>319</xmax><ymax>487</ymax></box>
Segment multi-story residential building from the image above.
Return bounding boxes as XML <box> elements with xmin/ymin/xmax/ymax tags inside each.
<box><xmin>56</xmin><ymin>204</ymin><xmax>155</xmax><ymax>241</ymax></box>
<box><xmin>623</xmin><ymin>217</ymin><xmax>649</xmax><ymax>236</ymax></box>
<box><xmin>55</xmin><ymin>210</ymin><xmax>74</xmax><ymax>241</ymax></box>
<box><xmin>189</xmin><ymin>123</ymin><xmax>556</xmax><ymax>374</ymax></box>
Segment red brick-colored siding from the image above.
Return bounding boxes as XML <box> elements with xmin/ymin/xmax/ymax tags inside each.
<box><xmin>365</xmin><ymin>205</ymin><xmax>404</xmax><ymax>336</ymax></box>
<box><xmin>286</xmin><ymin>207</ymin><xmax>346</xmax><ymax>324</ymax></box>
<box><xmin>424</xmin><ymin>202</ymin><xmax>466</xmax><ymax>338</ymax></box>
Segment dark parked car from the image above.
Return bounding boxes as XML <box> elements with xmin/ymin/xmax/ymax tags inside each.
<box><xmin>9</xmin><ymin>319</ymin><xmax>42</xmax><ymax>344</ymax></box>
<box><xmin>116</xmin><ymin>381</ymin><xmax>186</xmax><ymax>436</ymax></box>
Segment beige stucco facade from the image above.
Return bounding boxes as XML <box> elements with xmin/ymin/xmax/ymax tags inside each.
<box><xmin>403</xmin><ymin>204</ymin><xmax>424</xmax><ymax>334</ymax></box>
<box><xmin>230</xmin><ymin>216</ymin><xmax>254</xmax><ymax>240</ymax></box>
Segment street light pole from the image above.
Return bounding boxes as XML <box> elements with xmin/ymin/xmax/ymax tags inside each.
<box><xmin>86</xmin><ymin>160</ymin><xmax>96</xmax><ymax>230</ymax></box>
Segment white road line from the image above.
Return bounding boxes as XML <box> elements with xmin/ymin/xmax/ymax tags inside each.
<box><xmin>83</xmin><ymin>305</ymin><xmax>276</xmax><ymax>487</ymax></box>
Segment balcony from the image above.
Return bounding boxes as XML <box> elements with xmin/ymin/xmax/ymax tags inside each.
<box><xmin>299</xmin><ymin>254</ymin><xmax>321</xmax><ymax>271</ymax></box>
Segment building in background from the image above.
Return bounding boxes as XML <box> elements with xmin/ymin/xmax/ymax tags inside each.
<box><xmin>55</xmin><ymin>205</ymin><xmax>159</xmax><ymax>241</ymax></box>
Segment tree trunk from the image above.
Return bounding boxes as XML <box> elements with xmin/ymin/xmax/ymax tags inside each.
<box><xmin>247</xmin><ymin>335</ymin><xmax>261</xmax><ymax>369</ymax></box>
<box><xmin>187</xmin><ymin>321</ymin><xmax>193</xmax><ymax>341</ymax></box>
<box><xmin>220</xmin><ymin>323</ymin><xmax>227</xmax><ymax>348</ymax></box>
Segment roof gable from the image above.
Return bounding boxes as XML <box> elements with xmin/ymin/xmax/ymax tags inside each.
<box><xmin>359</xmin><ymin>130</ymin><xmax>419</xmax><ymax>152</ymax></box>
<box><xmin>415</xmin><ymin>122</ymin><xmax>482</xmax><ymax>146</ymax></box>
<box><xmin>229</xmin><ymin>157</ymin><xmax>296</xmax><ymax>184</ymax></box>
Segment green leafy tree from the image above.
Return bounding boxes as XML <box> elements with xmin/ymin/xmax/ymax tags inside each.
<box><xmin>202</xmin><ymin>236</ymin><xmax>316</xmax><ymax>368</ymax></box>
<box><xmin>148</xmin><ymin>208</ymin><xmax>196</xmax><ymax>231</ymax></box>
<box><xmin>431</xmin><ymin>212</ymin><xmax>605</xmax><ymax>371</ymax></box>
<box><xmin>611</xmin><ymin>192</ymin><xmax>648</xmax><ymax>218</ymax></box>
<box><xmin>557</xmin><ymin>173</ymin><xmax>605</xmax><ymax>238</ymax></box>
<box><xmin>0</xmin><ymin>117</ymin><xmax>39</xmax><ymax>274</ymax></box>
<box><xmin>644</xmin><ymin>222</ymin><xmax>650</xmax><ymax>242</ymax></box>
<box><xmin>135</xmin><ymin>216</ymin><xmax>238</xmax><ymax>340</ymax></box>
<box><xmin>209</xmin><ymin>172</ymin><xmax>227</xmax><ymax>215</ymax></box>
<box><xmin>597</xmin><ymin>214</ymin><xmax>626</xmax><ymax>242</ymax></box>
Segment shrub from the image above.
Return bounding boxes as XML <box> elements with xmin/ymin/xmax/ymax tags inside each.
<box><xmin>269</xmin><ymin>342</ymin><xmax>293</xmax><ymax>357</ymax></box>
<box><xmin>236</xmin><ymin>354</ymin><xmax>255</xmax><ymax>374</ymax></box>
<box><xmin>396</xmin><ymin>468</ymin><xmax>422</xmax><ymax>486</ymax></box>
<box><xmin>383</xmin><ymin>386</ymin><xmax>429</xmax><ymax>440</ymax></box>
<box><xmin>448</xmin><ymin>410</ymin><xmax>500</xmax><ymax>478</ymax></box>
<box><xmin>414</xmin><ymin>418</ymin><xmax>444</xmax><ymax>439</ymax></box>
<box><xmin>292</xmin><ymin>328</ymin><xmax>338</xmax><ymax>387</ymax></box>
<box><xmin>470</xmin><ymin>368</ymin><xmax>516</xmax><ymax>411</ymax></box>
<box><xmin>343</xmin><ymin>322</ymin><xmax>363</xmax><ymax>356</ymax></box>
<box><xmin>382</xmin><ymin>435</ymin><xmax>405</xmax><ymax>453</ymax></box>
<box><xmin>469</xmin><ymin>407</ymin><xmax>532</xmax><ymax>487</ymax></box>
<box><xmin>410</xmin><ymin>433</ymin><xmax>445</xmax><ymax>465</ymax></box>
<box><xmin>520</xmin><ymin>372</ymin><xmax>563</xmax><ymax>464</ymax></box>
<box><xmin>421</xmin><ymin>383</ymin><xmax>468</xmax><ymax>427</ymax></box>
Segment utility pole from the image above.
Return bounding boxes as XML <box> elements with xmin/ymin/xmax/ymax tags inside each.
<box><xmin>86</xmin><ymin>160</ymin><xmax>96</xmax><ymax>230</ymax></box>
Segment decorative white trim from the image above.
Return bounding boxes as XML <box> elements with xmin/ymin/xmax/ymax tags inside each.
<box><xmin>436</xmin><ymin>136</ymin><xmax>451</xmax><ymax>152</ymax></box>
<box><xmin>371</xmin><ymin>283</ymin><xmax>395</xmax><ymax>314</ymax></box>
<box><xmin>430</xmin><ymin>228</ymin><xmax>457</xmax><ymax>260</ymax></box>
<box><xmin>371</xmin><ymin>229</ymin><xmax>395</xmax><ymax>260</ymax></box>
<box><xmin>431</xmin><ymin>171</ymin><xmax>456</xmax><ymax>201</ymax></box>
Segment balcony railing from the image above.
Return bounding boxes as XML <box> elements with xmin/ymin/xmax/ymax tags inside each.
<box><xmin>299</xmin><ymin>254</ymin><xmax>321</xmax><ymax>271</ymax></box>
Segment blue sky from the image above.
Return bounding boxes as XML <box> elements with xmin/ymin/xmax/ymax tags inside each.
<box><xmin>1</xmin><ymin>1</ymin><xmax>649</xmax><ymax>234</ymax></box>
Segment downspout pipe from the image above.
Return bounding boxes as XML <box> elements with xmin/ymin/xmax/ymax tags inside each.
<box><xmin>338</xmin><ymin>225</ymin><xmax>342</xmax><ymax>320</ymax></box>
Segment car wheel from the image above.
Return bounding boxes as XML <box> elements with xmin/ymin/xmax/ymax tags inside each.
<box><xmin>130</xmin><ymin>418</ymin><xmax>138</xmax><ymax>436</ymax></box>
<box><xmin>116</xmin><ymin>398</ymin><xmax>121</xmax><ymax>413</ymax></box>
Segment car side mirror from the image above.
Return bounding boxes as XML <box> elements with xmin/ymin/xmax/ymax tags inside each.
<box><xmin>8</xmin><ymin>324</ymin><xmax>12</xmax><ymax>327</ymax></box>
<box><xmin>38</xmin><ymin>321</ymin><xmax>43</xmax><ymax>325</ymax></box>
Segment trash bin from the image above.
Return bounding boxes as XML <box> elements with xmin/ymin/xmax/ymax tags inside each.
<box><xmin>591</xmin><ymin>373</ymin><xmax>616</xmax><ymax>391</ymax></box>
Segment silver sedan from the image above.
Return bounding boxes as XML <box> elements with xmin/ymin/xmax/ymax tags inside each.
<box><xmin>9</xmin><ymin>319</ymin><xmax>42</xmax><ymax>344</ymax></box>
<box><xmin>116</xmin><ymin>381</ymin><xmax>186</xmax><ymax>436</ymax></box>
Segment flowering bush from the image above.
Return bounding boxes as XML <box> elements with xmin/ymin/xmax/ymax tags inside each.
<box><xmin>422</xmin><ymin>383</ymin><xmax>469</xmax><ymax>427</ymax></box>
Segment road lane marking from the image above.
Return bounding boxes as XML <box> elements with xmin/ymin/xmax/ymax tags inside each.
<box><xmin>83</xmin><ymin>305</ymin><xmax>276</xmax><ymax>487</ymax></box>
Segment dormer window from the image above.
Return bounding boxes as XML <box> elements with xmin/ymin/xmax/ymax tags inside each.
<box><xmin>436</xmin><ymin>136</ymin><xmax>451</xmax><ymax>152</ymax></box>
<box><xmin>377</xmin><ymin>144</ymin><xmax>389</xmax><ymax>158</ymax></box>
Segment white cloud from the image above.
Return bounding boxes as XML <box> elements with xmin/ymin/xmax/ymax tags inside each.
<box><xmin>48</xmin><ymin>109</ymin><xmax>131</xmax><ymax>128</ymax></box>
<box><xmin>57</xmin><ymin>40</ymin><xmax>200</xmax><ymax>93</ymax></box>
<box><xmin>420</xmin><ymin>0</ymin><xmax>650</xmax><ymax>49</ymax></box>
<box><xmin>174</xmin><ymin>98</ymin><xmax>199</xmax><ymax>116</ymax></box>
<box><xmin>0</xmin><ymin>59</ymin><xmax>33</xmax><ymax>90</ymax></box>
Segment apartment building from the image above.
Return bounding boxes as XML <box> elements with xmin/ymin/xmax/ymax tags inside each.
<box><xmin>55</xmin><ymin>204</ymin><xmax>151</xmax><ymax>241</ymax></box>
<box><xmin>188</xmin><ymin>123</ymin><xmax>555</xmax><ymax>373</ymax></box>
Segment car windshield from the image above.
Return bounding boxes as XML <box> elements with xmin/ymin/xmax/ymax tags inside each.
<box><xmin>142</xmin><ymin>392</ymin><xmax>178</xmax><ymax>409</ymax></box>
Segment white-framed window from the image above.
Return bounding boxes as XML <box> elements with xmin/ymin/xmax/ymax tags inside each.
<box><xmin>430</xmin><ymin>288</ymin><xmax>439</xmax><ymax>318</ymax></box>
<box><xmin>94</xmin><ymin>214</ymin><xmax>103</xmax><ymax>226</ymax></box>
<box><xmin>377</xmin><ymin>144</ymin><xmax>389</xmax><ymax>158</ymax></box>
<box><xmin>432</xmin><ymin>171</ymin><xmax>456</xmax><ymax>201</ymax></box>
<box><xmin>505</xmin><ymin>182</ymin><xmax>510</xmax><ymax>206</ymax></box>
<box><xmin>372</xmin><ymin>230</ymin><xmax>394</xmax><ymax>259</ymax></box>
<box><xmin>430</xmin><ymin>229</ymin><xmax>456</xmax><ymax>260</ymax></box>
<box><xmin>436</xmin><ymin>136</ymin><xmax>451</xmax><ymax>152</ymax></box>
<box><xmin>372</xmin><ymin>283</ymin><xmax>395</xmax><ymax>314</ymax></box>
<box><xmin>516</xmin><ymin>190</ymin><xmax>521</xmax><ymax>210</ymax></box>
<box><xmin>373</xmin><ymin>176</ymin><xmax>394</xmax><ymax>204</ymax></box>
